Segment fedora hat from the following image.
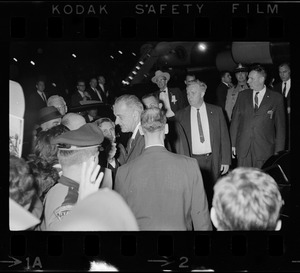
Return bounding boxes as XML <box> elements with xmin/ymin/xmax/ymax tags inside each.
<box><xmin>38</xmin><ymin>106</ymin><xmax>62</xmax><ymax>125</ymax></box>
<box><xmin>151</xmin><ymin>70</ymin><xmax>170</xmax><ymax>83</ymax></box>
<box><xmin>234</xmin><ymin>63</ymin><xmax>248</xmax><ymax>73</ymax></box>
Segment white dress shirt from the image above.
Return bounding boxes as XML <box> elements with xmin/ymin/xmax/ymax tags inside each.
<box><xmin>190</xmin><ymin>104</ymin><xmax>212</xmax><ymax>155</ymax></box>
<box><xmin>252</xmin><ymin>85</ymin><xmax>266</xmax><ymax>108</ymax></box>
<box><xmin>282</xmin><ymin>79</ymin><xmax>291</xmax><ymax>97</ymax></box>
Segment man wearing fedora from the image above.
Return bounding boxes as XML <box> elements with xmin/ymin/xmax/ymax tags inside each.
<box><xmin>152</xmin><ymin>70</ymin><xmax>186</xmax><ymax>118</ymax></box>
<box><xmin>225</xmin><ymin>63</ymin><xmax>249</xmax><ymax>122</ymax></box>
<box><xmin>40</xmin><ymin>123</ymin><xmax>105</xmax><ymax>230</ymax></box>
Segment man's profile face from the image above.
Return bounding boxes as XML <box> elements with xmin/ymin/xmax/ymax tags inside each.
<box><xmin>223</xmin><ymin>73</ymin><xmax>232</xmax><ymax>84</ymax></box>
<box><xmin>113</xmin><ymin>102</ymin><xmax>134</xmax><ymax>133</ymax></box>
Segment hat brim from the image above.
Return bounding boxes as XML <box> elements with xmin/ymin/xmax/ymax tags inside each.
<box><xmin>57</xmin><ymin>144</ymin><xmax>100</xmax><ymax>151</ymax></box>
<box><xmin>38</xmin><ymin>112</ymin><xmax>62</xmax><ymax>125</ymax></box>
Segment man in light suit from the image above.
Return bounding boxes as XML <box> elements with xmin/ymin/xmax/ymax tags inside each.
<box><xmin>230</xmin><ymin>65</ymin><xmax>286</xmax><ymax>168</ymax></box>
<box><xmin>273</xmin><ymin>62</ymin><xmax>291</xmax><ymax>150</ymax></box>
<box><xmin>152</xmin><ymin>70</ymin><xmax>186</xmax><ymax>118</ymax></box>
<box><xmin>113</xmin><ymin>94</ymin><xmax>145</xmax><ymax>165</ymax></box>
<box><xmin>114</xmin><ymin>107</ymin><xmax>212</xmax><ymax>231</ymax></box>
<box><xmin>176</xmin><ymin>80</ymin><xmax>231</xmax><ymax>207</ymax></box>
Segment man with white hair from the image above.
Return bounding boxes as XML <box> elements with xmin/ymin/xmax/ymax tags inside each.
<box><xmin>176</xmin><ymin>80</ymin><xmax>231</xmax><ymax>208</ymax></box>
<box><xmin>62</xmin><ymin>113</ymin><xmax>86</xmax><ymax>131</ymax></box>
<box><xmin>47</xmin><ymin>95</ymin><xmax>68</xmax><ymax>116</ymax></box>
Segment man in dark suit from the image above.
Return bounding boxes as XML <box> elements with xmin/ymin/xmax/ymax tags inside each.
<box><xmin>24</xmin><ymin>80</ymin><xmax>48</xmax><ymax>157</ymax></box>
<box><xmin>273</xmin><ymin>62</ymin><xmax>291</xmax><ymax>150</ymax></box>
<box><xmin>114</xmin><ymin>107</ymin><xmax>212</xmax><ymax>231</ymax></box>
<box><xmin>71</xmin><ymin>80</ymin><xmax>92</xmax><ymax>107</ymax></box>
<box><xmin>230</xmin><ymin>65</ymin><xmax>286</xmax><ymax>168</ymax></box>
<box><xmin>215</xmin><ymin>71</ymin><xmax>233</xmax><ymax>112</ymax></box>
<box><xmin>152</xmin><ymin>70</ymin><xmax>186</xmax><ymax>118</ymax></box>
<box><xmin>97</xmin><ymin>75</ymin><xmax>109</xmax><ymax>104</ymax></box>
<box><xmin>113</xmin><ymin>94</ymin><xmax>145</xmax><ymax>165</ymax></box>
<box><xmin>176</xmin><ymin>80</ymin><xmax>231</xmax><ymax>207</ymax></box>
<box><xmin>87</xmin><ymin>77</ymin><xmax>103</xmax><ymax>102</ymax></box>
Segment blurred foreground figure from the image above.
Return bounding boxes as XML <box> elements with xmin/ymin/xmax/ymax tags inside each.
<box><xmin>210</xmin><ymin>167</ymin><xmax>283</xmax><ymax>231</ymax></box>
<box><xmin>9</xmin><ymin>155</ymin><xmax>42</xmax><ymax>230</ymax></box>
<box><xmin>51</xmin><ymin>189</ymin><xmax>138</xmax><ymax>231</ymax></box>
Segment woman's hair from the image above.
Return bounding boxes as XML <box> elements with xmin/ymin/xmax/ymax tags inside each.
<box><xmin>10</xmin><ymin>155</ymin><xmax>38</xmax><ymax>207</ymax></box>
<box><xmin>27</xmin><ymin>124</ymin><xmax>69</xmax><ymax>199</ymax></box>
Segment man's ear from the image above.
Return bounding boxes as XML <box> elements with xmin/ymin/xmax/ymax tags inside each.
<box><xmin>164</xmin><ymin>123</ymin><xmax>169</xmax><ymax>135</ymax></box>
<box><xmin>138</xmin><ymin>125</ymin><xmax>144</xmax><ymax>135</ymax></box>
<box><xmin>210</xmin><ymin>207</ymin><xmax>219</xmax><ymax>230</ymax></box>
<box><xmin>275</xmin><ymin>220</ymin><xmax>282</xmax><ymax>231</ymax></box>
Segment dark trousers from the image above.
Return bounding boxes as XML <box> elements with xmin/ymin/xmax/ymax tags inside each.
<box><xmin>238</xmin><ymin>144</ymin><xmax>267</xmax><ymax>169</ymax></box>
<box><xmin>192</xmin><ymin>153</ymin><xmax>214</xmax><ymax>209</ymax></box>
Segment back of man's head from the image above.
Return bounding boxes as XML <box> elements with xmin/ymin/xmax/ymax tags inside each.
<box><xmin>211</xmin><ymin>167</ymin><xmax>283</xmax><ymax>231</ymax></box>
<box><xmin>141</xmin><ymin>107</ymin><xmax>166</xmax><ymax>133</ymax></box>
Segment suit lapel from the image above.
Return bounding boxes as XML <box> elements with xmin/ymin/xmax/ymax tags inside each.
<box><xmin>205</xmin><ymin>104</ymin><xmax>214</xmax><ymax>148</ymax></box>
<box><xmin>257</xmin><ymin>89</ymin><xmax>271</xmax><ymax>113</ymax></box>
<box><xmin>184</xmin><ymin>107</ymin><xmax>192</xmax><ymax>151</ymax></box>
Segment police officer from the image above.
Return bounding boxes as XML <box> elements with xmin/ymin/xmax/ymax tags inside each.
<box><xmin>40</xmin><ymin>123</ymin><xmax>104</xmax><ymax>230</ymax></box>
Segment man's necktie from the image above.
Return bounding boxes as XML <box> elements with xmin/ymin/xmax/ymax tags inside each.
<box><xmin>197</xmin><ymin>109</ymin><xmax>205</xmax><ymax>143</ymax></box>
<box><xmin>254</xmin><ymin>92</ymin><xmax>259</xmax><ymax>111</ymax></box>
<box><xmin>283</xmin><ymin>82</ymin><xmax>287</xmax><ymax>97</ymax></box>
<box><xmin>41</xmin><ymin>92</ymin><xmax>47</xmax><ymax>102</ymax></box>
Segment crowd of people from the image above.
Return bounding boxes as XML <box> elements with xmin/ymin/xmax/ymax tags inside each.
<box><xmin>9</xmin><ymin>62</ymin><xmax>290</xmax><ymax>231</ymax></box>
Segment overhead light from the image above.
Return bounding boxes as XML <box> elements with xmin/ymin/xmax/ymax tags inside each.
<box><xmin>132</xmin><ymin>52</ymin><xmax>136</xmax><ymax>56</ymax></box>
<box><xmin>110</xmin><ymin>55</ymin><xmax>114</xmax><ymax>59</ymax></box>
<box><xmin>118</xmin><ymin>50</ymin><xmax>123</xmax><ymax>54</ymax></box>
<box><xmin>52</xmin><ymin>83</ymin><xmax>56</xmax><ymax>87</ymax></box>
<box><xmin>138</xmin><ymin>61</ymin><xmax>144</xmax><ymax>65</ymax></box>
<box><xmin>13</xmin><ymin>58</ymin><xmax>18</xmax><ymax>62</ymax></box>
<box><xmin>132</xmin><ymin>71</ymin><xmax>137</xmax><ymax>75</ymax></box>
<box><xmin>197</xmin><ymin>43</ymin><xmax>207</xmax><ymax>51</ymax></box>
<box><xmin>143</xmin><ymin>74</ymin><xmax>148</xmax><ymax>77</ymax></box>
<box><xmin>30</xmin><ymin>61</ymin><xmax>35</xmax><ymax>65</ymax></box>
<box><xmin>128</xmin><ymin>76</ymin><xmax>133</xmax><ymax>80</ymax></box>
<box><xmin>135</xmin><ymin>66</ymin><xmax>141</xmax><ymax>70</ymax></box>
<box><xmin>72</xmin><ymin>54</ymin><xmax>77</xmax><ymax>58</ymax></box>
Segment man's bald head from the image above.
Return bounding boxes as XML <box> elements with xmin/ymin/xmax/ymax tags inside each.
<box><xmin>62</xmin><ymin>113</ymin><xmax>86</xmax><ymax>131</ymax></box>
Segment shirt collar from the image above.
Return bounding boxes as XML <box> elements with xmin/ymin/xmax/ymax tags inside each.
<box><xmin>145</xmin><ymin>144</ymin><xmax>165</xmax><ymax>149</ymax></box>
<box><xmin>253</xmin><ymin>85</ymin><xmax>266</xmax><ymax>93</ymax></box>
<box><xmin>131</xmin><ymin>122</ymin><xmax>141</xmax><ymax>140</ymax></box>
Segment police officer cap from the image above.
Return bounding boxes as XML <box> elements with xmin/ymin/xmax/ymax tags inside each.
<box><xmin>234</xmin><ymin>63</ymin><xmax>248</xmax><ymax>73</ymax></box>
<box><xmin>51</xmin><ymin>123</ymin><xmax>104</xmax><ymax>150</ymax></box>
